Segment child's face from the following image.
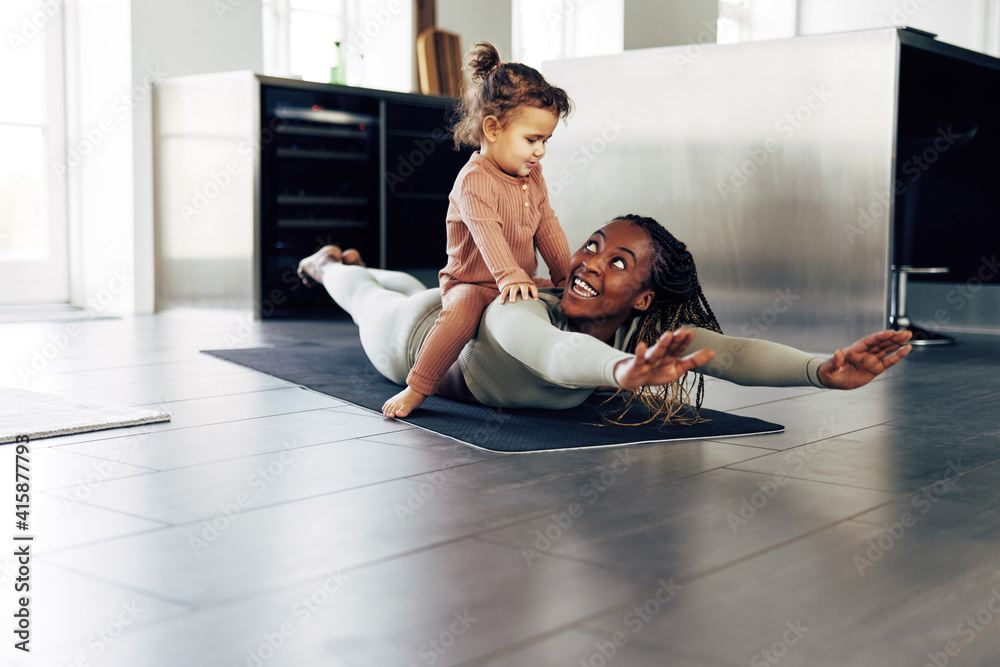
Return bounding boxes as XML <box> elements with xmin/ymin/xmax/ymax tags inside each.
<box><xmin>483</xmin><ymin>106</ymin><xmax>560</xmax><ymax>178</ymax></box>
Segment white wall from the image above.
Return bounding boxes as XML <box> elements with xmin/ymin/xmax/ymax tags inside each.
<box><xmin>624</xmin><ymin>0</ymin><xmax>719</xmax><ymax>49</ymax></box>
<box><xmin>64</xmin><ymin>0</ymin><xmax>263</xmax><ymax>315</ymax></box>
<box><xmin>131</xmin><ymin>0</ymin><xmax>263</xmax><ymax>313</ymax></box>
<box><xmin>437</xmin><ymin>0</ymin><xmax>513</xmax><ymax>62</ymax></box>
<box><xmin>800</xmin><ymin>0</ymin><xmax>998</xmax><ymax>55</ymax></box>
<box><xmin>64</xmin><ymin>0</ymin><xmax>135</xmax><ymax>316</ymax></box>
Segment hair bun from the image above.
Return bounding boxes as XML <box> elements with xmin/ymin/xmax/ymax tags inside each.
<box><xmin>466</xmin><ymin>42</ymin><xmax>502</xmax><ymax>83</ymax></box>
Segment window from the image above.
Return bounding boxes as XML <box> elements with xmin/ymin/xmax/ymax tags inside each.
<box><xmin>513</xmin><ymin>0</ymin><xmax>624</xmax><ymax>70</ymax></box>
<box><xmin>0</xmin><ymin>1</ymin><xmax>68</xmax><ymax>304</ymax></box>
<box><xmin>264</xmin><ymin>0</ymin><xmax>348</xmax><ymax>83</ymax></box>
<box><xmin>263</xmin><ymin>0</ymin><xmax>413</xmax><ymax>92</ymax></box>
<box><xmin>717</xmin><ymin>0</ymin><xmax>798</xmax><ymax>45</ymax></box>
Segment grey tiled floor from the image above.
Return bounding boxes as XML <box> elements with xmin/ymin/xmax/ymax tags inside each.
<box><xmin>2</xmin><ymin>309</ymin><xmax>1000</xmax><ymax>666</ymax></box>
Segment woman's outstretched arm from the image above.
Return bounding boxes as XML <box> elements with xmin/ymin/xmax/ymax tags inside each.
<box><xmin>685</xmin><ymin>326</ymin><xmax>911</xmax><ymax>389</ymax></box>
<box><xmin>478</xmin><ymin>301</ymin><xmax>712</xmax><ymax>393</ymax></box>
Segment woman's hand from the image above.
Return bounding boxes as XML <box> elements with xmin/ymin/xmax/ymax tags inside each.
<box><xmin>817</xmin><ymin>329</ymin><xmax>913</xmax><ymax>390</ymax></box>
<box><xmin>613</xmin><ymin>329</ymin><xmax>715</xmax><ymax>390</ymax></box>
<box><xmin>500</xmin><ymin>282</ymin><xmax>538</xmax><ymax>304</ymax></box>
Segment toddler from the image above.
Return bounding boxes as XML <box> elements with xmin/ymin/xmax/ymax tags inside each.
<box><xmin>382</xmin><ymin>42</ymin><xmax>573</xmax><ymax>417</ymax></box>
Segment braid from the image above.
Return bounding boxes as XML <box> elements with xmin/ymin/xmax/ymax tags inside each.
<box><xmin>604</xmin><ymin>214</ymin><xmax>722</xmax><ymax>427</ymax></box>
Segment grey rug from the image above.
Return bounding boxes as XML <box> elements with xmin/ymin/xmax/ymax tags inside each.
<box><xmin>0</xmin><ymin>388</ymin><xmax>170</xmax><ymax>444</ymax></box>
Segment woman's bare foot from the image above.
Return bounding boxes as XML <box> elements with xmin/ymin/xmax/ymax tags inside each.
<box><xmin>341</xmin><ymin>248</ymin><xmax>366</xmax><ymax>267</ymax></box>
<box><xmin>382</xmin><ymin>387</ymin><xmax>427</xmax><ymax>418</ymax></box>
<box><xmin>296</xmin><ymin>245</ymin><xmax>343</xmax><ymax>286</ymax></box>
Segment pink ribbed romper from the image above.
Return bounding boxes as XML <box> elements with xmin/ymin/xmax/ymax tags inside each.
<box><xmin>405</xmin><ymin>151</ymin><xmax>571</xmax><ymax>396</ymax></box>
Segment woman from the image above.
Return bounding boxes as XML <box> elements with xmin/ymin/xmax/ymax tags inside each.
<box><xmin>296</xmin><ymin>215</ymin><xmax>912</xmax><ymax>420</ymax></box>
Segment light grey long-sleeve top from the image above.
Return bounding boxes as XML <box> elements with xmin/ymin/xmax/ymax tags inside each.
<box><xmin>458</xmin><ymin>289</ymin><xmax>826</xmax><ymax>409</ymax></box>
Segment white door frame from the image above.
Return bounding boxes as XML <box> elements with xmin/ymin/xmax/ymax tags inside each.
<box><xmin>0</xmin><ymin>5</ymin><xmax>68</xmax><ymax>305</ymax></box>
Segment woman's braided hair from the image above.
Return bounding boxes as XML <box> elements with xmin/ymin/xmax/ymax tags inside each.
<box><xmin>451</xmin><ymin>42</ymin><xmax>572</xmax><ymax>148</ymax></box>
<box><xmin>606</xmin><ymin>214</ymin><xmax>723</xmax><ymax>426</ymax></box>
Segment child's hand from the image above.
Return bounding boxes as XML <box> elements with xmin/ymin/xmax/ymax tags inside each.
<box><xmin>499</xmin><ymin>282</ymin><xmax>538</xmax><ymax>304</ymax></box>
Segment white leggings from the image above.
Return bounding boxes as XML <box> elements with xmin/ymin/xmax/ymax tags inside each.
<box><xmin>320</xmin><ymin>263</ymin><xmax>443</xmax><ymax>386</ymax></box>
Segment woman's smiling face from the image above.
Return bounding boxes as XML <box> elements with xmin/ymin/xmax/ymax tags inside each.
<box><xmin>561</xmin><ymin>219</ymin><xmax>656</xmax><ymax>327</ymax></box>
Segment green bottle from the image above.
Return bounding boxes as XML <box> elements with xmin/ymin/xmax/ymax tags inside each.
<box><xmin>329</xmin><ymin>41</ymin><xmax>346</xmax><ymax>85</ymax></box>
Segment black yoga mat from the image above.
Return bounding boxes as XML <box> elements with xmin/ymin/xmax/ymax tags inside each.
<box><xmin>202</xmin><ymin>337</ymin><xmax>783</xmax><ymax>454</ymax></box>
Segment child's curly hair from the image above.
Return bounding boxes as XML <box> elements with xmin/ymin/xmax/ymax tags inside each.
<box><xmin>451</xmin><ymin>42</ymin><xmax>573</xmax><ymax>148</ymax></box>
